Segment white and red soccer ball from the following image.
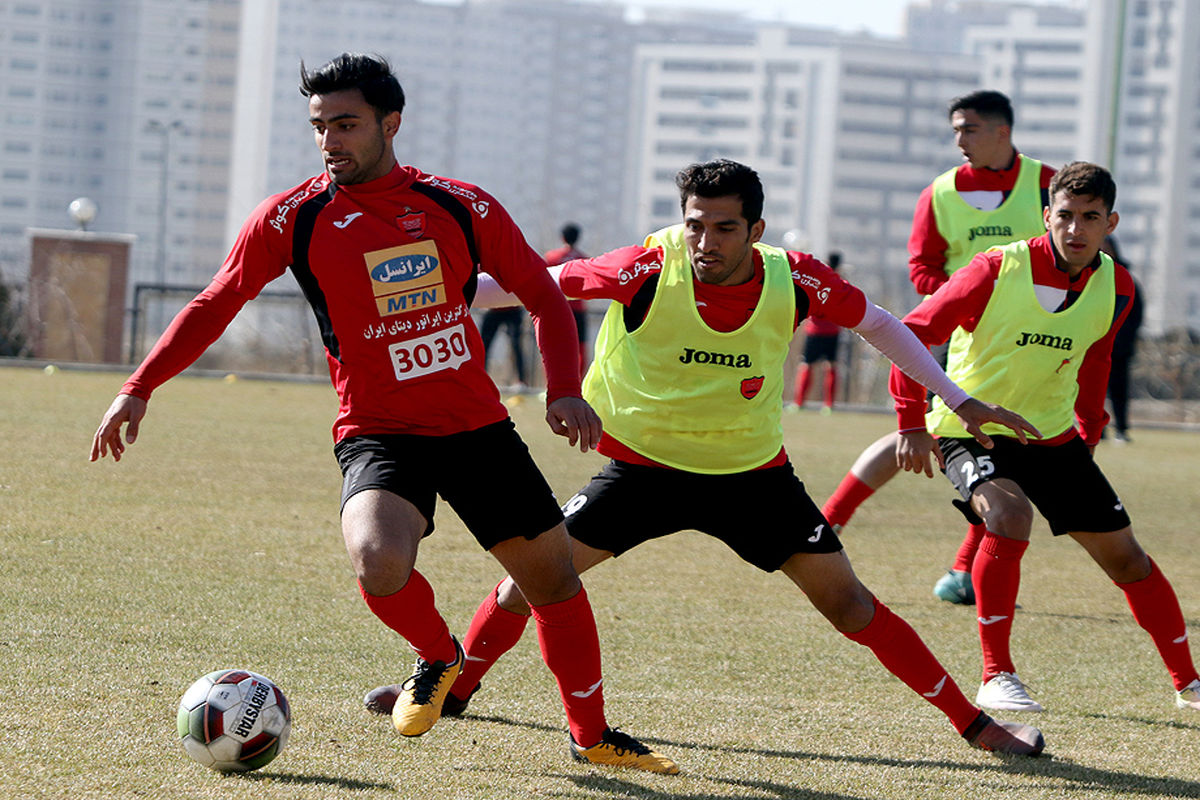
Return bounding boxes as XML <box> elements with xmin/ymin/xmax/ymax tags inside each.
<box><xmin>176</xmin><ymin>669</ymin><xmax>291</xmax><ymax>772</ymax></box>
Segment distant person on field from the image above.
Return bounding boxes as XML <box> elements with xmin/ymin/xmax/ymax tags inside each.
<box><xmin>822</xmin><ymin>90</ymin><xmax>1056</xmax><ymax>607</ymax></box>
<box><xmin>366</xmin><ymin>158</ymin><xmax>1046</xmax><ymax>757</ymax></box>
<box><xmin>1101</xmin><ymin>235</ymin><xmax>1143</xmax><ymax>443</ymax></box>
<box><xmin>544</xmin><ymin>222</ymin><xmax>590</xmax><ymax>371</ymax></box>
<box><xmin>479</xmin><ymin>305</ymin><xmax>528</xmax><ymax>390</ymax></box>
<box><xmin>892</xmin><ymin>162</ymin><xmax>1200</xmax><ymax>716</ymax></box>
<box><xmin>792</xmin><ymin>251</ymin><xmax>843</xmax><ymax>413</ymax></box>
<box><xmin>89</xmin><ymin>52</ymin><xmax>676</xmax><ymax>774</ymax></box>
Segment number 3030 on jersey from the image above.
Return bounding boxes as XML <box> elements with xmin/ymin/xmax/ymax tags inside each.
<box><xmin>388</xmin><ymin>323</ymin><xmax>470</xmax><ymax>381</ymax></box>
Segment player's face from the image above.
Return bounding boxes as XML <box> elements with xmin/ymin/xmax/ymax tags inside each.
<box><xmin>309</xmin><ymin>89</ymin><xmax>400</xmax><ymax>186</ymax></box>
<box><xmin>1044</xmin><ymin>191</ymin><xmax>1118</xmax><ymax>277</ymax></box>
<box><xmin>682</xmin><ymin>194</ymin><xmax>765</xmax><ymax>286</ymax></box>
<box><xmin>950</xmin><ymin>109</ymin><xmax>1011</xmax><ymax>170</ymax></box>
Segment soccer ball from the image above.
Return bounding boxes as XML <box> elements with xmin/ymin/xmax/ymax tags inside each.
<box><xmin>176</xmin><ymin>669</ymin><xmax>291</xmax><ymax>772</ymax></box>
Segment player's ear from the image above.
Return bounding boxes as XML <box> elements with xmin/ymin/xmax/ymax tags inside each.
<box><xmin>749</xmin><ymin>218</ymin><xmax>765</xmax><ymax>244</ymax></box>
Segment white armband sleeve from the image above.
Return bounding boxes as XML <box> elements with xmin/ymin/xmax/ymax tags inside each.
<box><xmin>850</xmin><ymin>303</ymin><xmax>970</xmax><ymax>411</ymax></box>
<box><xmin>473</xmin><ymin>265</ymin><xmax>568</xmax><ymax>309</ymax></box>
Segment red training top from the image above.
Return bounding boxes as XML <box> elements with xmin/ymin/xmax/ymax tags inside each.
<box><xmin>908</xmin><ymin>152</ymin><xmax>1057</xmax><ymax>296</ymax></box>
<box><xmin>122</xmin><ymin>164</ymin><xmax>581</xmax><ymax>442</ymax></box>
<box><xmin>559</xmin><ymin>245</ymin><xmax>867</xmax><ymax>467</ymax></box>
<box><xmin>891</xmin><ymin>233</ymin><xmax>1135</xmax><ymax>446</ymax></box>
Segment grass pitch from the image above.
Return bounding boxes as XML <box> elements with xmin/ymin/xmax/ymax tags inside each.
<box><xmin>3</xmin><ymin>364</ymin><xmax>1200</xmax><ymax>799</ymax></box>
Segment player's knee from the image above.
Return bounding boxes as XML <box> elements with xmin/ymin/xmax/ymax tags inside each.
<box><xmin>986</xmin><ymin>502</ymin><xmax>1035</xmax><ymax>540</ymax></box>
<box><xmin>495</xmin><ymin>576</ymin><xmax>532</xmax><ymax>615</ymax></box>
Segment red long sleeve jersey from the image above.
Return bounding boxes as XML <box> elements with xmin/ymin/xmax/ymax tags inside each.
<box><xmin>892</xmin><ymin>234</ymin><xmax>1135</xmax><ymax>446</ymax></box>
<box><xmin>908</xmin><ymin>153</ymin><xmax>1056</xmax><ymax>296</ymax></box>
<box><xmin>559</xmin><ymin>245</ymin><xmax>867</xmax><ymax>467</ymax></box>
<box><xmin>123</xmin><ymin>165</ymin><xmax>581</xmax><ymax>442</ymax></box>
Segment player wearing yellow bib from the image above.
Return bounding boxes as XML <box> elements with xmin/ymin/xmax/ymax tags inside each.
<box><xmin>366</xmin><ymin>159</ymin><xmax>1048</xmax><ymax>759</ymax></box>
<box><xmin>893</xmin><ymin>162</ymin><xmax>1200</xmax><ymax>714</ymax></box>
<box><xmin>822</xmin><ymin>90</ymin><xmax>1056</xmax><ymax>607</ymax></box>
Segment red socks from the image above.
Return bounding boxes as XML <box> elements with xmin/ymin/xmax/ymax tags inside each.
<box><xmin>843</xmin><ymin>598</ymin><xmax>980</xmax><ymax>734</ymax></box>
<box><xmin>1118</xmin><ymin>559</ymin><xmax>1199</xmax><ymax>690</ymax></box>
<box><xmin>359</xmin><ymin>571</ymin><xmax>458</xmax><ymax>665</ymax></box>
<box><xmin>794</xmin><ymin>364</ymin><xmax>814</xmax><ymax>406</ymax></box>
<box><xmin>971</xmin><ymin>532</ymin><xmax>1028</xmax><ymax>680</ymax></box>
<box><xmin>451</xmin><ymin>582</ymin><xmax>531</xmax><ymax>698</ymax></box>
<box><xmin>822</xmin><ymin>473</ymin><xmax>875</xmax><ymax>529</ymax></box>
<box><xmin>529</xmin><ymin>587</ymin><xmax>608</xmax><ymax>747</ymax></box>
<box><xmin>952</xmin><ymin>523</ymin><xmax>987</xmax><ymax>573</ymax></box>
<box><xmin>823</xmin><ymin>365</ymin><xmax>838</xmax><ymax>408</ymax></box>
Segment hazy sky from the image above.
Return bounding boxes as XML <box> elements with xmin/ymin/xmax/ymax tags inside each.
<box><xmin>626</xmin><ymin>0</ymin><xmax>914</xmax><ymax>36</ymax></box>
<box><xmin>606</xmin><ymin>0</ymin><xmax>1080</xmax><ymax>39</ymax></box>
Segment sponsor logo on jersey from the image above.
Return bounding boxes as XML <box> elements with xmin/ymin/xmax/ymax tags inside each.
<box><xmin>364</xmin><ymin>240</ymin><xmax>447</xmax><ymax>317</ymax></box>
<box><xmin>741</xmin><ymin>375</ymin><xmax>765</xmax><ymax>399</ymax></box>
<box><xmin>679</xmin><ymin>347</ymin><xmax>752</xmax><ymax>368</ymax></box>
<box><xmin>396</xmin><ymin>209</ymin><xmax>426</xmax><ymax>238</ymax></box>
<box><xmin>967</xmin><ymin>224</ymin><xmax>1014</xmax><ymax>242</ymax></box>
<box><xmin>333</xmin><ymin>212</ymin><xmax>363</xmax><ymax>229</ymax></box>
<box><xmin>1015</xmin><ymin>331</ymin><xmax>1073</xmax><ymax>350</ymax></box>
<box><xmin>471</xmin><ymin>200</ymin><xmax>490</xmax><ymax>218</ymax></box>
<box><xmin>267</xmin><ymin>178</ymin><xmax>325</xmax><ymax>234</ymax></box>
<box><xmin>418</xmin><ymin>175</ymin><xmax>478</xmax><ymax>202</ymax></box>
<box><xmin>617</xmin><ymin>261</ymin><xmax>660</xmax><ymax>287</ymax></box>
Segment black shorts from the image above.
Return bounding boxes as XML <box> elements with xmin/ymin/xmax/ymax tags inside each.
<box><xmin>333</xmin><ymin>419</ymin><xmax>565</xmax><ymax>550</ymax></box>
<box><xmin>802</xmin><ymin>334</ymin><xmax>839</xmax><ymax>364</ymax></box>
<box><xmin>561</xmin><ymin>460</ymin><xmax>843</xmax><ymax>572</ymax></box>
<box><xmin>939</xmin><ymin>436</ymin><xmax>1131</xmax><ymax>535</ymax></box>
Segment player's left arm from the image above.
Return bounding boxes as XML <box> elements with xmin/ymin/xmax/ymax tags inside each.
<box><xmin>472</xmin><ymin>195</ymin><xmax>602</xmax><ymax>451</ymax></box>
<box><xmin>1075</xmin><ymin>266</ymin><xmax>1136</xmax><ymax>449</ymax></box>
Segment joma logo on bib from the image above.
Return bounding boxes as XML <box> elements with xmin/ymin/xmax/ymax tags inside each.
<box><xmin>967</xmin><ymin>225</ymin><xmax>1013</xmax><ymax>242</ymax></box>
<box><xmin>679</xmin><ymin>347</ymin><xmax>752</xmax><ymax>368</ymax></box>
<box><xmin>1015</xmin><ymin>331</ymin><xmax>1073</xmax><ymax>350</ymax></box>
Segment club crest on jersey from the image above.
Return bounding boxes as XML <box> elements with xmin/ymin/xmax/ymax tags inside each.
<box><xmin>363</xmin><ymin>240</ymin><xmax>448</xmax><ymax>317</ymax></box>
<box><xmin>396</xmin><ymin>209</ymin><xmax>426</xmax><ymax>239</ymax></box>
<box><xmin>740</xmin><ymin>376</ymin><xmax>765</xmax><ymax>399</ymax></box>
<box><xmin>678</xmin><ymin>347</ymin><xmax>752</xmax><ymax>368</ymax></box>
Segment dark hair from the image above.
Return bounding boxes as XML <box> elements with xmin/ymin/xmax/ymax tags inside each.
<box><xmin>1050</xmin><ymin>161</ymin><xmax>1117</xmax><ymax>213</ymax></box>
<box><xmin>948</xmin><ymin>90</ymin><xmax>1013</xmax><ymax>127</ymax></box>
<box><xmin>675</xmin><ymin>159</ymin><xmax>764</xmax><ymax>225</ymax></box>
<box><xmin>561</xmin><ymin>223</ymin><xmax>581</xmax><ymax>246</ymax></box>
<box><xmin>826</xmin><ymin>251</ymin><xmax>842</xmax><ymax>271</ymax></box>
<box><xmin>299</xmin><ymin>53</ymin><xmax>405</xmax><ymax>118</ymax></box>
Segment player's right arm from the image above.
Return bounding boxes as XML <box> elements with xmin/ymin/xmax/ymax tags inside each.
<box><xmin>89</xmin><ymin>279</ymin><xmax>250</xmax><ymax>462</ymax></box>
<box><xmin>90</xmin><ymin>193</ymin><xmax>292</xmax><ymax>462</ymax></box>
<box><xmin>907</xmin><ymin>185</ymin><xmax>952</xmax><ymax>296</ymax></box>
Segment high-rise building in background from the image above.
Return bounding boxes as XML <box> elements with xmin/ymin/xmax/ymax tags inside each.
<box><xmin>629</xmin><ymin>26</ymin><xmax>981</xmax><ymax>309</ymax></box>
<box><xmin>0</xmin><ymin>0</ymin><xmax>240</xmax><ymax>291</ymax></box>
<box><xmin>1</xmin><ymin>0</ymin><xmax>1197</xmax><ymax>352</ymax></box>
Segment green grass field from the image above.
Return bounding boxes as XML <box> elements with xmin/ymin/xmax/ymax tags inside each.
<box><xmin>3</xmin><ymin>364</ymin><xmax>1200</xmax><ymax>799</ymax></box>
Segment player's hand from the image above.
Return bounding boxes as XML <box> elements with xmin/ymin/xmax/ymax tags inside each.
<box><xmin>90</xmin><ymin>393</ymin><xmax>148</xmax><ymax>462</ymax></box>
<box><xmin>545</xmin><ymin>396</ymin><xmax>603</xmax><ymax>452</ymax></box>
<box><xmin>952</xmin><ymin>397</ymin><xmax>1040</xmax><ymax>448</ymax></box>
<box><xmin>897</xmin><ymin>429</ymin><xmax>941</xmax><ymax>478</ymax></box>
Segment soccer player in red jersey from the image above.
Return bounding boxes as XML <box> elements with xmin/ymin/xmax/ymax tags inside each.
<box><xmin>367</xmin><ymin>159</ymin><xmax>1048</xmax><ymax>757</ymax></box>
<box><xmin>89</xmin><ymin>53</ymin><xmax>676</xmax><ymax>774</ymax></box>
<box><xmin>822</xmin><ymin>91</ymin><xmax>1056</xmax><ymax>605</ymax></box>
<box><xmin>891</xmin><ymin>162</ymin><xmax>1200</xmax><ymax>714</ymax></box>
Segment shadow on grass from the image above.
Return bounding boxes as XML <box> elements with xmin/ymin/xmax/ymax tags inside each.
<box><xmin>241</xmin><ymin>771</ymin><xmax>394</xmax><ymax>790</ymax></box>
<box><xmin>462</xmin><ymin>711</ymin><xmax>1200</xmax><ymax>799</ymax></box>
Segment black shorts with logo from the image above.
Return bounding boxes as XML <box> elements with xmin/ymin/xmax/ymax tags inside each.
<box><xmin>562</xmin><ymin>459</ymin><xmax>843</xmax><ymax>572</ymax></box>
<box><xmin>939</xmin><ymin>435</ymin><xmax>1131</xmax><ymax>535</ymax></box>
<box><xmin>333</xmin><ymin>419</ymin><xmax>565</xmax><ymax>550</ymax></box>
